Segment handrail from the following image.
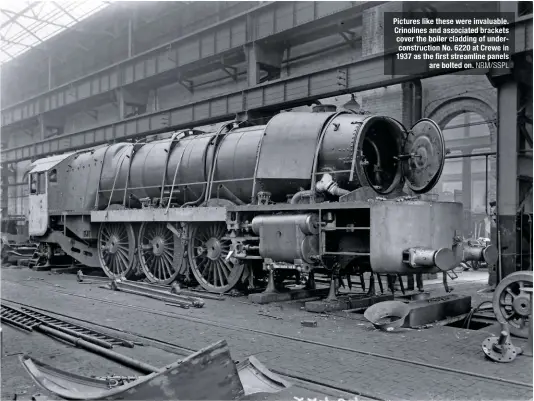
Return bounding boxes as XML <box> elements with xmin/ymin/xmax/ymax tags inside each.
<box><xmin>104</xmin><ymin>145</ymin><xmax>133</xmax><ymax>219</ymax></box>
<box><xmin>93</xmin><ymin>146</ymin><xmax>113</xmax><ymax>210</ymax></box>
<box><xmin>122</xmin><ymin>145</ymin><xmax>138</xmax><ymax>207</ymax></box>
<box><xmin>164</xmin><ymin>141</ymin><xmax>192</xmax><ymax>215</ymax></box>
<box><xmin>159</xmin><ymin>131</ymin><xmax>186</xmax><ymax>206</ymax></box>
<box><xmin>204</xmin><ymin>122</ymin><xmax>235</xmax><ymax>203</ymax></box>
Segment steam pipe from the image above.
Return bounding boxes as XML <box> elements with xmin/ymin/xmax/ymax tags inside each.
<box><xmin>315</xmin><ymin>174</ymin><xmax>350</xmax><ymax>197</ymax></box>
<box><xmin>290</xmin><ymin>190</ymin><xmax>314</xmax><ymax>204</ymax></box>
<box><xmin>309</xmin><ymin>110</ymin><xmax>352</xmax><ymax>201</ymax></box>
<box><xmin>217</xmin><ymin>184</ymin><xmax>245</xmax><ymax>205</ymax></box>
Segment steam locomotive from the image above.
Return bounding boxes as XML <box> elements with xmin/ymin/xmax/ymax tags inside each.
<box><xmin>27</xmin><ymin>109</ymin><xmax>496</xmax><ymax>293</ymax></box>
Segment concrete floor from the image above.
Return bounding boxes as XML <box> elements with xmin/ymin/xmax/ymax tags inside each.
<box><xmin>1</xmin><ymin>266</ymin><xmax>532</xmax><ymax>401</ymax></box>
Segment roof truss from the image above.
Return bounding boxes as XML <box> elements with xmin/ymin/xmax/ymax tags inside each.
<box><xmin>0</xmin><ymin>1</ymin><xmax>112</xmax><ymax>64</ymax></box>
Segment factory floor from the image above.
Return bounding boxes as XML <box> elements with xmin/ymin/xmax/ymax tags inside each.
<box><xmin>1</xmin><ymin>266</ymin><xmax>532</xmax><ymax>401</ymax></box>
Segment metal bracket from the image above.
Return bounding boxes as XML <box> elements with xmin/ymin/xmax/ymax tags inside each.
<box><xmin>177</xmin><ymin>76</ymin><xmax>194</xmax><ymax>93</ymax></box>
<box><xmin>85</xmin><ymin>110</ymin><xmax>98</xmax><ymax>120</ymax></box>
<box><xmin>446</xmin><ymin>269</ymin><xmax>458</xmax><ymax>280</ymax></box>
<box><xmin>167</xmin><ymin>44</ymin><xmax>176</xmax><ymax>63</ymax></box>
<box><xmin>339</xmin><ymin>30</ymin><xmax>358</xmax><ymax>49</ymax></box>
<box><xmin>518</xmin><ymin>186</ymin><xmax>533</xmax><ymax>213</ymax></box>
<box><xmin>518</xmin><ymin>106</ymin><xmax>533</xmax><ymax>147</ymax></box>
<box><xmin>220</xmin><ymin>57</ymin><xmax>237</xmax><ymax>82</ymax></box>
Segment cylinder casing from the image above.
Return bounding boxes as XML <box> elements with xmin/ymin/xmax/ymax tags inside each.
<box><xmin>251</xmin><ymin>214</ymin><xmax>320</xmax><ymax>263</ymax></box>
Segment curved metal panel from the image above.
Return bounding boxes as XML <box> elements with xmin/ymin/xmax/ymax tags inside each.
<box><xmin>166</xmin><ymin>134</ymin><xmax>213</xmax><ymax>204</ymax></box>
<box><xmin>98</xmin><ymin>143</ymin><xmax>134</xmax><ymax>207</ymax></box>
<box><xmin>256</xmin><ymin>112</ymin><xmax>334</xmax><ymax>172</ymax></box>
<box><xmin>20</xmin><ymin>340</ymin><xmax>244</xmax><ymax>400</ymax></box>
<box><xmin>212</xmin><ymin>127</ymin><xmax>264</xmax><ymax>203</ymax></box>
<box><xmin>129</xmin><ymin>141</ymin><xmax>169</xmax><ymax>199</ymax></box>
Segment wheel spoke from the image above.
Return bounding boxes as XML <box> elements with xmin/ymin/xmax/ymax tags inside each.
<box><xmin>217</xmin><ymin>260</ymin><xmax>228</xmax><ymax>282</ymax></box>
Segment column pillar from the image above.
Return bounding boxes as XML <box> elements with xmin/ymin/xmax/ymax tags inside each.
<box><xmin>462</xmin><ymin>113</ymin><xmax>473</xmax><ymax>236</ymax></box>
<box><xmin>496</xmin><ymin>79</ymin><xmax>519</xmax><ymax>280</ymax></box>
<box><xmin>0</xmin><ymin>163</ymin><xmax>9</xmax><ymax>219</ymax></box>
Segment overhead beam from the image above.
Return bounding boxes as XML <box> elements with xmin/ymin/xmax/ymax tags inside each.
<box><xmin>0</xmin><ymin>50</ymin><xmax>499</xmax><ymax>163</ymax></box>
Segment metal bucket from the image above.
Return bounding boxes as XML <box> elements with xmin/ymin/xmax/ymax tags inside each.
<box><xmin>364</xmin><ymin>301</ymin><xmax>411</xmax><ymax>332</ymax></box>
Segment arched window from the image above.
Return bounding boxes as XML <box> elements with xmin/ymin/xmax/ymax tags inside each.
<box><xmin>430</xmin><ymin>103</ymin><xmax>496</xmax><ymax>237</ymax></box>
<box><xmin>49</xmin><ymin>169</ymin><xmax>57</xmax><ymax>183</ymax></box>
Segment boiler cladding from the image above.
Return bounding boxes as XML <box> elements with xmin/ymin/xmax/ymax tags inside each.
<box><xmin>94</xmin><ymin>112</ymin><xmax>410</xmax><ymax>207</ymax></box>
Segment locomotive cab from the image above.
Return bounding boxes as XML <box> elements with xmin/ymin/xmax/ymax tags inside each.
<box><xmin>27</xmin><ymin>153</ymin><xmax>73</xmax><ymax>237</ymax></box>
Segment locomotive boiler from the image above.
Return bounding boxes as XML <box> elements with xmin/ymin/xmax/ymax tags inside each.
<box><xmin>26</xmin><ymin>109</ymin><xmax>496</xmax><ymax>294</ymax></box>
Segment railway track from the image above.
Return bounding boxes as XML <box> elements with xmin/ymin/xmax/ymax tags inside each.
<box><xmin>2</xmin><ymin>278</ymin><xmax>532</xmax><ymax>395</ymax></box>
<box><xmin>1</xmin><ymin>298</ymin><xmax>375</xmax><ymax>401</ymax></box>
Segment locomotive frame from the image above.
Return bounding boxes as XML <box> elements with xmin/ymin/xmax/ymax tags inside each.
<box><xmin>26</xmin><ymin>109</ymin><xmax>497</xmax><ymax>294</ymax></box>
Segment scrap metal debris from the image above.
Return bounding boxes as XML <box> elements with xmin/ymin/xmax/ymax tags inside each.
<box><xmin>100</xmin><ymin>279</ymin><xmax>205</xmax><ymax>309</ymax></box>
<box><xmin>364</xmin><ymin>301</ymin><xmax>410</xmax><ymax>332</ymax></box>
<box><xmin>76</xmin><ymin>271</ymin><xmax>110</xmax><ymax>284</ymax></box>
<box><xmin>20</xmin><ymin>340</ymin><xmax>291</xmax><ymax>400</ymax></box>
<box><xmin>482</xmin><ymin>327</ymin><xmax>523</xmax><ymax>363</ymax></box>
<box><xmin>78</xmin><ymin>270</ymin><xmax>223</xmax><ymax>302</ymax></box>
<box><xmin>258</xmin><ymin>312</ymin><xmax>283</xmax><ymax>320</ymax></box>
